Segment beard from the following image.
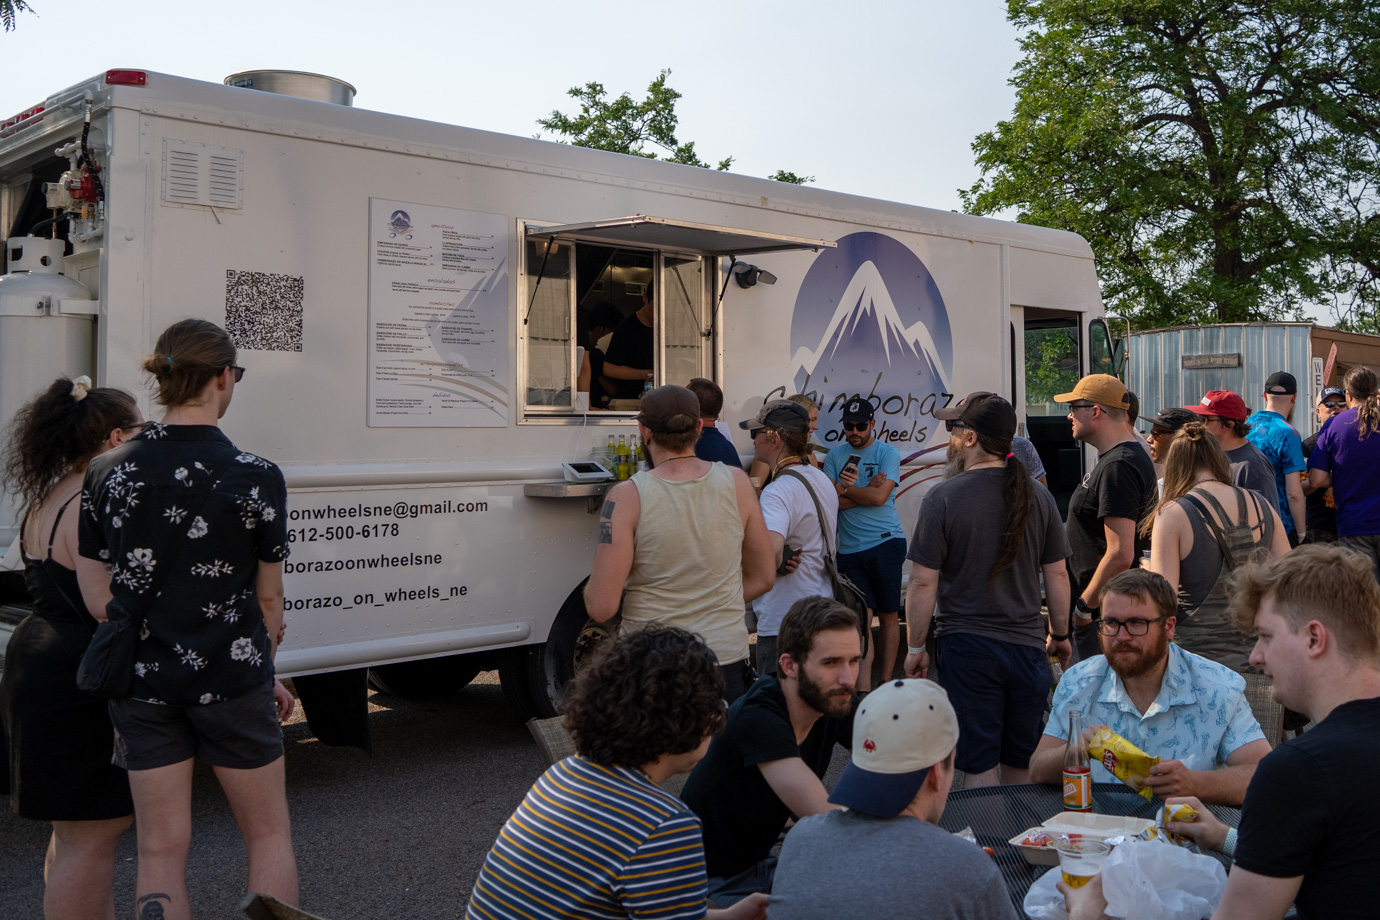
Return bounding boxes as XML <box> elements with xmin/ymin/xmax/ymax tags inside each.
<box><xmin>1103</xmin><ymin>627</ymin><xmax>1170</xmax><ymax>681</ymax></box>
<box><xmin>944</xmin><ymin>437</ymin><xmax>966</xmax><ymax>479</ymax></box>
<box><xmin>796</xmin><ymin>662</ymin><xmax>855</xmax><ymax>718</ymax></box>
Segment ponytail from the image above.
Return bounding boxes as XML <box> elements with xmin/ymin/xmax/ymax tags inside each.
<box><xmin>976</xmin><ymin>431</ymin><xmax>1032</xmax><ymax>581</ymax></box>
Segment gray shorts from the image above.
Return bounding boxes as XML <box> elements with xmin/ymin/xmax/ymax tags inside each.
<box><xmin>109</xmin><ymin>681</ymin><xmax>283</xmax><ymax>771</ymax></box>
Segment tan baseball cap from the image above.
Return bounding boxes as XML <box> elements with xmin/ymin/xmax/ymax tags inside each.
<box><xmin>1054</xmin><ymin>374</ymin><xmax>1130</xmax><ymax>410</ymax></box>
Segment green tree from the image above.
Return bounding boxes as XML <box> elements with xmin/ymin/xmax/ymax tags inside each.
<box><xmin>538</xmin><ymin>70</ymin><xmax>811</xmax><ymax>183</ymax></box>
<box><xmin>962</xmin><ymin>1</ymin><xmax>1380</xmax><ymax>329</ymax></box>
<box><xmin>2</xmin><ymin>0</ymin><xmax>34</xmax><ymax>31</ymax></box>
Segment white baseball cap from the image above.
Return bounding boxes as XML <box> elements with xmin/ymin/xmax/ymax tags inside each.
<box><xmin>828</xmin><ymin>679</ymin><xmax>960</xmax><ymax>818</ymax></box>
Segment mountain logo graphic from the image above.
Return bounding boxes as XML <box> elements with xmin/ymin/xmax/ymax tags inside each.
<box><xmin>790</xmin><ymin>232</ymin><xmax>953</xmax><ymax>441</ymax></box>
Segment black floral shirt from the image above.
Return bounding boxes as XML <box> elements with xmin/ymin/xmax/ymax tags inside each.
<box><xmin>79</xmin><ymin>423</ymin><xmax>289</xmax><ymax>706</ymax></box>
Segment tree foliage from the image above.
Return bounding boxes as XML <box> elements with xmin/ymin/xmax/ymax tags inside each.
<box><xmin>962</xmin><ymin>1</ymin><xmax>1380</xmax><ymax>329</ymax></box>
<box><xmin>2</xmin><ymin>0</ymin><xmax>34</xmax><ymax>31</ymax></box>
<box><xmin>538</xmin><ymin>70</ymin><xmax>810</xmax><ymax>184</ymax></box>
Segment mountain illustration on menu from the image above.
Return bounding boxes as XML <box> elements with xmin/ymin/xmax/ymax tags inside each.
<box><xmin>791</xmin><ymin>260</ymin><xmax>951</xmax><ymax>390</ymax></box>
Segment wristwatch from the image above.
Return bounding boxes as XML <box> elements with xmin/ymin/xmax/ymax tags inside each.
<box><xmin>1073</xmin><ymin>597</ymin><xmax>1098</xmax><ymax>620</ymax></box>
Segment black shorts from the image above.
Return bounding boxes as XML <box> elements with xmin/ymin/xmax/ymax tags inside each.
<box><xmin>937</xmin><ymin>632</ymin><xmax>1050</xmax><ymax>774</ymax></box>
<box><xmin>837</xmin><ymin>537</ymin><xmax>906</xmax><ymax>613</ymax></box>
<box><xmin>109</xmin><ymin>681</ymin><xmax>283</xmax><ymax>771</ymax></box>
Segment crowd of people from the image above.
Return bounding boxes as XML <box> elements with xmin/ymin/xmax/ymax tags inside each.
<box><xmin>4</xmin><ymin>336</ymin><xmax>1380</xmax><ymax>919</ymax></box>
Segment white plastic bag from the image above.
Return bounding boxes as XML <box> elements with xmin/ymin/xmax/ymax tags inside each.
<box><xmin>1101</xmin><ymin>840</ymin><xmax>1226</xmax><ymax>920</ymax></box>
<box><xmin>1021</xmin><ymin>841</ymin><xmax>1226</xmax><ymax>920</ymax></box>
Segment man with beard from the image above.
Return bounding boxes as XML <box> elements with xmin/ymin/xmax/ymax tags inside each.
<box><xmin>682</xmin><ymin>597</ymin><xmax>862</xmax><ymax>906</ymax></box>
<box><xmin>1028</xmin><ymin>569</ymin><xmax>1270</xmax><ymax>805</ymax></box>
<box><xmin>903</xmin><ymin>392</ymin><xmax>1072</xmax><ymax>788</ymax></box>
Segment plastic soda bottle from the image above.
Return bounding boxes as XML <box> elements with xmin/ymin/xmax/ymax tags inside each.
<box><xmin>1063</xmin><ymin>709</ymin><xmax>1092</xmax><ymax>812</ymax></box>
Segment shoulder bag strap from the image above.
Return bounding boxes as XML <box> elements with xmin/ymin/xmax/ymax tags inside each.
<box><xmin>1180</xmin><ymin>492</ymin><xmax>1238</xmax><ymax>571</ymax></box>
<box><xmin>780</xmin><ymin>468</ymin><xmax>838</xmax><ymax>569</ymax></box>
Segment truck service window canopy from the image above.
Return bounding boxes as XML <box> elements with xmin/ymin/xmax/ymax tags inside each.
<box><xmin>524</xmin><ymin>215</ymin><xmax>836</xmax><ymax>256</ymax></box>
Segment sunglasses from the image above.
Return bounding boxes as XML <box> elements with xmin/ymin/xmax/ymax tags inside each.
<box><xmin>842</xmin><ymin>421</ymin><xmax>869</xmax><ymax>432</ymax></box>
<box><xmin>1322</xmin><ymin>400</ymin><xmax>1345</xmax><ymax>409</ymax></box>
<box><xmin>227</xmin><ymin>365</ymin><xmax>246</xmax><ymax>383</ymax></box>
<box><xmin>1067</xmin><ymin>402</ymin><xmax>1098</xmax><ymax>413</ymax></box>
<box><xmin>944</xmin><ymin>420</ymin><xmax>968</xmax><ymax>432</ymax></box>
<box><xmin>1096</xmin><ymin>615</ymin><xmax>1170</xmax><ymax>637</ymax></box>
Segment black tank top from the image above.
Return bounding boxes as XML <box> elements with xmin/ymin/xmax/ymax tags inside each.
<box><xmin>20</xmin><ymin>492</ymin><xmax>98</xmax><ymax>638</ymax></box>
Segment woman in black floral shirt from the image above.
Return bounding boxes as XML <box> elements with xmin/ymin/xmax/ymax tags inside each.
<box><xmin>77</xmin><ymin>319</ymin><xmax>299</xmax><ymax>917</ymax></box>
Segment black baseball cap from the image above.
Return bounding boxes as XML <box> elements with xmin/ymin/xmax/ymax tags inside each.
<box><xmin>841</xmin><ymin>397</ymin><xmax>875</xmax><ymax>423</ymax></box>
<box><xmin>935</xmin><ymin>391</ymin><xmax>1016</xmax><ymax>441</ymax></box>
<box><xmin>739</xmin><ymin>398</ymin><xmax>810</xmax><ymax>433</ymax></box>
<box><xmin>1264</xmin><ymin>371</ymin><xmax>1298</xmax><ymax>395</ymax></box>
<box><xmin>1149</xmin><ymin>407</ymin><xmax>1197</xmax><ymax>433</ymax></box>
<box><xmin>1319</xmin><ymin>386</ymin><xmax>1345</xmax><ymax>405</ymax></box>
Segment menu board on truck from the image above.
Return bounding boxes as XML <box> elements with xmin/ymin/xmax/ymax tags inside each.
<box><xmin>367</xmin><ymin>199</ymin><xmax>510</xmax><ymax>427</ymax></box>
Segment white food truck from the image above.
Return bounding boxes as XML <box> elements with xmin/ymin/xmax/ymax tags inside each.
<box><xmin>0</xmin><ymin>69</ymin><xmax>1116</xmax><ymax>743</ymax></box>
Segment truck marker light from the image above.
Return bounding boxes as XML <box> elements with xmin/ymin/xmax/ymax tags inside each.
<box><xmin>105</xmin><ymin>70</ymin><xmax>147</xmax><ymax>86</ymax></box>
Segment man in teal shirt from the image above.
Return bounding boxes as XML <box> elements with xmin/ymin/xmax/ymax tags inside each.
<box><xmin>1246</xmin><ymin>371</ymin><xmax>1307</xmax><ymax>546</ymax></box>
<box><xmin>823</xmin><ymin>397</ymin><xmax>904</xmax><ymax>689</ymax></box>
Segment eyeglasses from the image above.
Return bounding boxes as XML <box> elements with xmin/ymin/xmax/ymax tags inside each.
<box><xmin>121</xmin><ymin>421</ymin><xmax>152</xmax><ymax>434</ymax></box>
<box><xmin>227</xmin><ymin>365</ymin><xmax>246</xmax><ymax>383</ymax></box>
<box><xmin>1067</xmin><ymin>402</ymin><xmax>1098</xmax><ymax>413</ymax></box>
<box><xmin>1322</xmin><ymin>400</ymin><xmax>1345</xmax><ymax>409</ymax></box>
<box><xmin>1096</xmin><ymin>615</ymin><xmax>1170</xmax><ymax>637</ymax></box>
<box><xmin>944</xmin><ymin>420</ymin><xmax>968</xmax><ymax>432</ymax></box>
<box><xmin>842</xmin><ymin>421</ymin><xmax>869</xmax><ymax>432</ymax></box>
<box><xmin>1149</xmin><ymin>427</ymin><xmax>1173</xmax><ymax>438</ymax></box>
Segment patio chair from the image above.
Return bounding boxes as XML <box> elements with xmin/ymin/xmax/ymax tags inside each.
<box><xmin>1243</xmin><ymin>673</ymin><xmax>1283</xmax><ymax>746</ymax></box>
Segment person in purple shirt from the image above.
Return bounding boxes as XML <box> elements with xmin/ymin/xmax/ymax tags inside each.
<box><xmin>688</xmin><ymin>377</ymin><xmax>745</xmax><ymax>468</ymax></box>
<box><xmin>1308</xmin><ymin>367</ymin><xmax>1380</xmax><ymax>578</ymax></box>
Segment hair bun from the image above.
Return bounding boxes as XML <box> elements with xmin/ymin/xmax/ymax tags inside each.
<box><xmin>70</xmin><ymin>375</ymin><xmax>92</xmax><ymax>402</ymax></box>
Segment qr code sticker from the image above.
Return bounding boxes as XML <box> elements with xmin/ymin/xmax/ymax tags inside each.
<box><xmin>225</xmin><ymin>270</ymin><xmax>304</xmax><ymax>352</ymax></box>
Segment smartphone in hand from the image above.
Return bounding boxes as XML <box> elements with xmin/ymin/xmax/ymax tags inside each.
<box><xmin>842</xmin><ymin>454</ymin><xmax>862</xmax><ymax>476</ymax></box>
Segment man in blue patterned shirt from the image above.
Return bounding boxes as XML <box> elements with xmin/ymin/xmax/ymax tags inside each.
<box><xmin>1029</xmin><ymin>569</ymin><xmax>1271</xmax><ymax>805</ymax></box>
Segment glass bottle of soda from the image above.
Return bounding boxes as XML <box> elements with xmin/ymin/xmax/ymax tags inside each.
<box><xmin>616</xmin><ymin>435</ymin><xmax>630</xmax><ymax>480</ymax></box>
<box><xmin>1063</xmin><ymin>708</ymin><xmax>1092</xmax><ymax>812</ymax></box>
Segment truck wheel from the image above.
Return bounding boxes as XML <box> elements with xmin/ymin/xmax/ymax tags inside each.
<box><xmin>500</xmin><ymin>580</ymin><xmax>616</xmax><ymax>720</ymax></box>
<box><xmin>367</xmin><ymin>653</ymin><xmax>485</xmax><ymax>699</ymax></box>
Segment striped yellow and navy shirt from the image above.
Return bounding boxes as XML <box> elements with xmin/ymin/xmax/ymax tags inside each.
<box><xmin>467</xmin><ymin>756</ymin><xmax>709</xmax><ymax>920</ymax></box>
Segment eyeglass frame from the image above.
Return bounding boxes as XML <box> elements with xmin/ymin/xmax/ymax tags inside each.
<box><xmin>944</xmin><ymin>419</ymin><xmax>969</xmax><ymax>432</ymax></box>
<box><xmin>120</xmin><ymin>420</ymin><xmax>153</xmax><ymax>434</ymax></box>
<box><xmin>226</xmin><ymin>365</ymin><xmax>246</xmax><ymax>383</ymax></box>
<box><xmin>1066</xmin><ymin>401</ymin><xmax>1100</xmax><ymax>414</ymax></box>
<box><xmin>1322</xmin><ymin>400</ymin><xmax>1345</xmax><ymax>409</ymax></box>
<box><xmin>842</xmin><ymin>420</ymin><xmax>870</xmax><ymax>432</ymax></box>
<box><xmin>1095</xmin><ymin>614</ymin><xmax>1171</xmax><ymax>637</ymax></box>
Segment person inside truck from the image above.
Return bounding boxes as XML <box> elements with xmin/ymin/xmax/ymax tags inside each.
<box><xmin>578</xmin><ymin>301</ymin><xmax>623</xmax><ymax>409</ymax></box>
<box><xmin>1</xmin><ymin>375</ymin><xmax>142</xmax><ymax>920</ymax></box>
<box><xmin>466</xmin><ymin>626</ymin><xmax>768</xmax><ymax>920</ymax></box>
<box><xmin>600</xmin><ymin>284</ymin><xmax>656</xmax><ymax>401</ymax></box>
<box><xmin>77</xmin><ymin>319</ymin><xmax>299</xmax><ymax>918</ymax></box>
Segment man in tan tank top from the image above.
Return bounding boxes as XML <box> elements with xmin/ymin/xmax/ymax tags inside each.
<box><xmin>584</xmin><ymin>385</ymin><xmax>776</xmax><ymax>702</ymax></box>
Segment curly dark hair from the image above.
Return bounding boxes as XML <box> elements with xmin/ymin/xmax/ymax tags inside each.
<box><xmin>2</xmin><ymin>376</ymin><xmax>138</xmax><ymax>509</ymax></box>
<box><xmin>562</xmin><ymin>626</ymin><xmax>726</xmax><ymax>768</ymax></box>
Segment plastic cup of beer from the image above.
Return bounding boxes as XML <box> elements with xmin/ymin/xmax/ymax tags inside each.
<box><xmin>1053</xmin><ymin>838</ymin><xmax>1110</xmax><ymax>889</ymax></box>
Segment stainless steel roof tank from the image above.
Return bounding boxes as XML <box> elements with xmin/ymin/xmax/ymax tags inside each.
<box><xmin>223</xmin><ymin>71</ymin><xmax>357</xmax><ymax>106</ymax></box>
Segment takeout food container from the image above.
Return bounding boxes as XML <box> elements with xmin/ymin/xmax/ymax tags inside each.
<box><xmin>1009</xmin><ymin>812</ymin><xmax>1155</xmax><ymax>866</ymax></box>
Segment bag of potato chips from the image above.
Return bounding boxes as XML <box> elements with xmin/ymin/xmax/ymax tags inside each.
<box><xmin>1156</xmin><ymin>803</ymin><xmax>1200</xmax><ymax>847</ymax></box>
<box><xmin>1088</xmin><ymin>727</ymin><xmax>1160</xmax><ymax>799</ymax></box>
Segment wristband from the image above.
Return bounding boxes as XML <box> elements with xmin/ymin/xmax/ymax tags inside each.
<box><xmin>907</xmin><ymin>646</ymin><xmax>926</xmax><ymax>655</ymax></box>
<box><xmin>1223</xmin><ymin>827</ymin><xmax>1237</xmax><ymax>857</ymax></box>
<box><xmin>1049</xmin><ymin>632</ymin><xmax>1069</xmax><ymax>642</ymax></box>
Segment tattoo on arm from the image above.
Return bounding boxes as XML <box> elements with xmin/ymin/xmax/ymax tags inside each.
<box><xmin>600</xmin><ymin>500</ymin><xmax>615</xmax><ymax>520</ymax></box>
<box><xmin>138</xmin><ymin>893</ymin><xmax>173</xmax><ymax>920</ymax></box>
<box><xmin>599</xmin><ymin>521</ymin><xmax>614</xmax><ymax>544</ymax></box>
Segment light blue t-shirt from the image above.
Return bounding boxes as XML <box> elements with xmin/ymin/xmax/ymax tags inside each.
<box><xmin>1044</xmin><ymin>643</ymin><xmax>1265</xmax><ymax>783</ymax></box>
<box><xmin>1245</xmin><ymin>409</ymin><xmax>1306</xmax><ymax>533</ymax></box>
<box><xmin>822</xmin><ymin>438</ymin><xmax>904</xmax><ymax>554</ymax></box>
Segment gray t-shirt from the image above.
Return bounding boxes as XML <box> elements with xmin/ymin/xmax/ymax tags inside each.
<box><xmin>769</xmin><ymin>809</ymin><xmax>1017</xmax><ymax>920</ymax></box>
<box><xmin>907</xmin><ymin>467</ymin><xmax>1070</xmax><ymax>649</ymax></box>
<box><xmin>1010</xmin><ymin>435</ymin><xmax>1046</xmax><ymax>481</ymax></box>
<box><xmin>1225</xmin><ymin>441</ymin><xmax>1275</xmax><ymax>501</ymax></box>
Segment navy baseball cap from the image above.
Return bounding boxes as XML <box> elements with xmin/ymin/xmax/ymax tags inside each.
<box><xmin>1319</xmin><ymin>386</ymin><xmax>1345</xmax><ymax>405</ymax></box>
<box><xmin>841</xmin><ymin>398</ymin><xmax>875</xmax><ymax>423</ymax></box>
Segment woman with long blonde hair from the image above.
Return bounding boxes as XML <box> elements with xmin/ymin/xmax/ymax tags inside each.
<box><xmin>1145</xmin><ymin>421</ymin><xmax>1289</xmax><ymax>671</ymax></box>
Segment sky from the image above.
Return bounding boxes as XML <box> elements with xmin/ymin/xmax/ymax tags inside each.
<box><xmin>0</xmin><ymin>0</ymin><xmax>1023</xmax><ymax>214</ymax></box>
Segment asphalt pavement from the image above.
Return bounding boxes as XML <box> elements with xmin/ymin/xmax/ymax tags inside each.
<box><xmin>0</xmin><ymin>672</ymin><xmax>549</xmax><ymax>919</ymax></box>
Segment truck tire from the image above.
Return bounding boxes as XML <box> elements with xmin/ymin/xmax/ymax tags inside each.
<box><xmin>366</xmin><ymin>653</ymin><xmax>485</xmax><ymax>699</ymax></box>
<box><xmin>499</xmin><ymin>580</ymin><xmax>616</xmax><ymax>720</ymax></box>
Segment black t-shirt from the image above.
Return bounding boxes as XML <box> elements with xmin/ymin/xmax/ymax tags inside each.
<box><xmin>603</xmin><ymin>313</ymin><xmax>654</xmax><ymax>399</ymax></box>
<box><xmin>681</xmin><ymin>675</ymin><xmax>854</xmax><ymax>879</ymax></box>
<box><xmin>1233</xmin><ymin>697</ymin><xmax>1380</xmax><ymax>919</ymax></box>
<box><xmin>79</xmin><ymin>423</ymin><xmax>289</xmax><ymax>706</ymax></box>
<box><xmin>1065</xmin><ymin>442</ymin><xmax>1157</xmax><ymax>595</ymax></box>
<box><xmin>1301</xmin><ymin>432</ymin><xmax>1338</xmax><ymax>536</ymax></box>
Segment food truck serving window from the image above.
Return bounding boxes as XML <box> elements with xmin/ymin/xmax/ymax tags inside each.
<box><xmin>519</xmin><ymin>216</ymin><xmax>833</xmax><ymax>417</ymax></box>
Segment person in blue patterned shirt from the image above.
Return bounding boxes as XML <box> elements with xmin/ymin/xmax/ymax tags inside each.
<box><xmin>467</xmin><ymin>626</ymin><xmax>768</xmax><ymax>920</ymax></box>
<box><xmin>1028</xmin><ymin>569</ymin><xmax>1271</xmax><ymax>805</ymax></box>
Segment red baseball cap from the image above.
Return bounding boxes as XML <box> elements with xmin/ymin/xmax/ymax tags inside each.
<box><xmin>1185</xmin><ymin>390</ymin><xmax>1249</xmax><ymax>420</ymax></box>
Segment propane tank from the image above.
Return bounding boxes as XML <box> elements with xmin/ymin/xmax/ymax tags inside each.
<box><xmin>0</xmin><ymin>236</ymin><xmax>96</xmax><ymax>550</ymax></box>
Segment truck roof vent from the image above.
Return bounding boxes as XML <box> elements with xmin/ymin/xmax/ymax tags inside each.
<box><xmin>223</xmin><ymin>71</ymin><xmax>356</xmax><ymax>107</ymax></box>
